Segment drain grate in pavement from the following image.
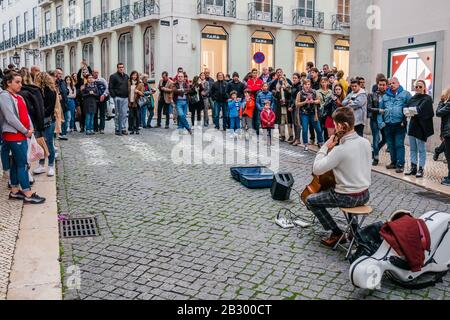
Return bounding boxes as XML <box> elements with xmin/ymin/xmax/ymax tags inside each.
<box><xmin>59</xmin><ymin>217</ymin><xmax>99</xmax><ymax>238</ymax></box>
<box><xmin>415</xmin><ymin>191</ymin><xmax>450</xmax><ymax>204</ymax></box>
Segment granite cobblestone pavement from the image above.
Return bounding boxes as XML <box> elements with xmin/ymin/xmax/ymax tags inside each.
<box><xmin>57</xmin><ymin>125</ymin><xmax>450</xmax><ymax>300</ymax></box>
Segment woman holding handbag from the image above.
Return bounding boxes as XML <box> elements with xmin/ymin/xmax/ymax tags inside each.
<box><xmin>128</xmin><ymin>71</ymin><xmax>145</xmax><ymax>135</ymax></box>
<box><xmin>0</xmin><ymin>70</ymin><xmax>45</xmax><ymax>204</ymax></box>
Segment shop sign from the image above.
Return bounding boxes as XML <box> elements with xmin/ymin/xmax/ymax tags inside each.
<box><xmin>202</xmin><ymin>33</ymin><xmax>227</xmax><ymax>40</ymax></box>
<box><xmin>252</xmin><ymin>38</ymin><xmax>274</xmax><ymax>45</ymax></box>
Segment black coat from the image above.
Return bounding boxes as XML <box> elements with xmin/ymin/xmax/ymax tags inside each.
<box><xmin>210</xmin><ymin>80</ymin><xmax>228</xmax><ymax>103</ymax></box>
<box><xmin>82</xmin><ymin>84</ymin><xmax>99</xmax><ymax>114</ymax></box>
<box><xmin>367</xmin><ymin>91</ymin><xmax>385</xmax><ymax>119</ymax></box>
<box><xmin>407</xmin><ymin>93</ymin><xmax>434</xmax><ymax>142</ymax></box>
<box><xmin>109</xmin><ymin>72</ymin><xmax>130</xmax><ymax>98</ymax></box>
<box><xmin>42</xmin><ymin>86</ymin><xmax>57</xmax><ymax>120</ymax></box>
<box><xmin>290</xmin><ymin>82</ymin><xmax>302</xmax><ymax>108</ymax></box>
<box><xmin>436</xmin><ymin>100</ymin><xmax>450</xmax><ymax>138</ymax></box>
<box><xmin>56</xmin><ymin>79</ymin><xmax>69</xmax><ymax>112</ymax></box>
<box><xmin>19</xmin><ymin>84</ymin><xmax>45</xmax><ymax>132</ymax></box>
<box><xmin>226</xmin><ymin>81</ymin><xmax>245</xmax><ymax>99</ymax></box>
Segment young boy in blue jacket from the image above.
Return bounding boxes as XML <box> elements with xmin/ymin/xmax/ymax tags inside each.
<box><xmin>228</xmin><ymin>91</ymin><xmax>242</xmax><ymax>136</ymax></box>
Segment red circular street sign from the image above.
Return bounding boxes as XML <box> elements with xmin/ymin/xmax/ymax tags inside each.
<box><xmin>253</xmin><ymin>52</ymin><xmax>265</xmax><ymax>64</ymax></box>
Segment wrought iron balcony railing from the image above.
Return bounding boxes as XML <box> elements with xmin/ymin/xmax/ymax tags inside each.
<box><xmin>27</xmin><ymin>29</ymin><xmax>36</xmax><ymax>42</ymax></box>
<box><xmin>197</xmin><ymin>0</ymin><xmax>236</xmax><ymax>18</ymax></box>
<box><xmin>62</xmin><ymin>27</ymin><xmax>81</xmax><ymax>42</ymax></box>
<box><xmin>248</xmin><ymin>2</ymin><xmax>283</xmax><ymax>24</ymax></box>
<box><xmin>332</xmin><ymin>14</ymin><xmax>350</xmax><ymax>30</ymax></box>
<box><xmin>19</xmin><ymin>33</ymin><xmax>27</xmax><ymax>44</ymax></box>
<box><xmin>11</xmin><ymin>36</ymin><xmax>18</xmax><ymax>47</ymax></box>
<box><xmin>50</xmin><ymin>30</ymin><xmax>62</xmax><ymax>45</ymax></box>
<box><xmin>39</xmin><ymin>35</ymin><xmax>49</xmax><ymax>47</ymax></box>
<box><xmin>93</xmin><ymin>13</ymin><xmax>110</xmax><ymax>32</ymax></box>
<box><xmin>0</xmin><ymin>42</ymin><xmax>4</xmax><ymax>51</ymax></box>
<box><xmin>4</xmin><ymin>38</ymin><xmax>11</xmax><ymax>49</ymax></box>
<box><xmin>80</xmin><ymin>19</ymin><xmax>93</xmax><ymax>35</ymax></box>
<box><xmin>134</xmin><ymin>0</ymin><xmax>160</xmax><ymax>19</ymax></box>
<box><xmin>111</xmin><ymin>5</ymin><xmax>133</xmax><ymax>27</ymax></box>
<box><xmin>292</xmin><ymin>9</ymin><xmax>324</xmax><ymax>28</ymax></box>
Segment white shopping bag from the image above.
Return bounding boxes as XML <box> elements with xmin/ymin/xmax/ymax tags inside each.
<box><xmin>27</xmin><ymin>134</ymin><xmax>45</xmax><ymax>163</ymax></box>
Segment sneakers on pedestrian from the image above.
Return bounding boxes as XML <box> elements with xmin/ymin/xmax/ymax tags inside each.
<box><xmin>9</xmin><ymin>191</ymin><xmax>25</xmax><ymax>200</ymax></box>
<box><xmin>372</xmin><ymin>159</ymin><xmax>379</xmax><ymax>166</ymax></box>
<box><xmin>58</xmin><ymin>135</ymin><xmax>68</xmax><ymax>141</ymax></box>
<box><xmin>33</xmin><ymin>165</ymin><xmax>46</xmax><ymax>175</ymax></box>
<box><xmin>130</xmin><ymin>131</ymin><xmax>135</xmax><ymax>135</ymax></box>
<box><xmin>441</xmin><ymin>177</ymin><xmax>450</xmax><ymax>186</ymax></box>
<box><xmin>395</xmin><ymin>166</ymin><xmax>405</xmax><ymax>174</ymax></box>
<box><xmin>416</xmin><ymin>167</ymin><xmax>424</xmax><ymax>178</ymax></box>
<box><xmin>23</xmin><ymin>193</ymin><xmax>46</xmax><ymax>205</ymax></box>
<box><xmin>99</xmin><ymin>130</ymin><xmax>104</xmax><ymax>134</ymax></box>
<box><xmin>122</xmin><ymin>131</ymin><xmax>129</xmax><ymax>135</ymax></box>
<box><xmin>135</xmin><ymin>131</ymin><xmax>140</xmax><ymax>135</ymax></box>
<box><xmin>304</xmin><ymin>145</ymin><xmax>309</xmax><ymax>151</ymax></box>
<box><xmin>47</xmin><ymin>167</ymin><xmax>55</xmax><ymax>177</ymax></box>
<box><xmin>433</xmin><ymin>152</ymin><xmax>439</xmax><ymax>161</ymax></box>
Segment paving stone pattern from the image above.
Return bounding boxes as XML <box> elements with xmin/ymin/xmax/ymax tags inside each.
<box><xmin>0</xmin><ymin>176</ymin><xmax>23</xmax><ymax>300</ymax></box>
<box><xmin>57</xmin><ymin>125</ymin><xmax>450</xmax><ymax>300</ymax></box>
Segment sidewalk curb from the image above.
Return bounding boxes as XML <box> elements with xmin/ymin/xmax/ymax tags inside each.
<box><xmin>6</xmin><ymin>167</ymin><xmax>62</xmax><ymax>300</ymax></box>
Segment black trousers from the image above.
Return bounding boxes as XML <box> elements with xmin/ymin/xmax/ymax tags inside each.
<box><xmin>190</xmin><ymin>101</ymin><xmax>203</xmax><ymax>126</ymax></box>
<box><xmin>128</xmin><ymin>108</ymin><xmax>140</xmax><ymax>132</ymax></box>
<box><xmin>444</xmin><ymin>137</ymin><xmax>450</xmax><ymax>177</ymax></box>
<box><xmin>355</xmin><ymin>124</ymin><xmax>365</xmax><ymax>137</ymax></box>
<box><xmin>435</xmin><ymin>141</ymin><xmax>446</xmax><ymax>156</ymax></box>
<box><xmin>157</xmin><ymin>100</ymin><xmax>171</xmax><ymax>127</ymax></box>
<box><xmin>94</xmin><ymin>101</ymin><xmax>107</xmax><ymax>132</ymax></box>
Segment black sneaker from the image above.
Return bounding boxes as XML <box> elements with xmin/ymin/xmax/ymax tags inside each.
<box><xmin>372</xmin><ymin>159</ymin><xmax>379</xmax><ymax>166</ymax></box>
<box><xmin>23</xmin><ymin>193</ymin><xmax>46</xmax><ymax>204</ymax></box>
<box><xmin>395</xmin><ymin>166</ymin><xmax>405</xmax><ymax>174</ymax></box>
<box><xmin>130</xmin><ymin>131</ymin><xmax>135</xmax><ymax>135</ymax></box>
<box><xmin>58</xmin><ymin>135</ymin><xmax>68</xmax><ymax>141</ymax></box>
<box><xmin>9</xmin><ymin>191</ymin><xmax>25</xmax><ymax>200</ymax></box>
<box><xmin>135</xmin><ymin>131</ymin><xmax>140</xmax><ymax>135</ymax></box>
<box><xmin>386</xmin><ymin>163</ymin><xmax>396</xmax><ymax>170</ymax></box>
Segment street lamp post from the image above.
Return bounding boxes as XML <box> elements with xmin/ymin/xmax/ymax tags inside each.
<box><xmin>12</xmin><ymin>51</ymin><xmax>21</xmax><ymax>67</ymax></box>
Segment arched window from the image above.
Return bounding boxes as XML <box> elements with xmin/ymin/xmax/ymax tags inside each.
<box><xmin>251</xmin><ymin>31</ymin><xmax>274</xmax><ymax>72</ymax></box>
<box><xmin>143</xmin><ymin>27</ymin><xmax>155</xmax><ymax>79</ymax></box>
<box><xmin>294</xmin><ymin>35</ymin><xmax>316</xmax><ymax>73</ymax></box>
<box><xmin>70</xmin><ymin>46</ymin><xmax>76</xmax><ymax>74</ymax></box>
<box><xmin>55</xmin><ymin>49</ymin><xmax>64</xmax><ymax>69</ymax></box>
<box><xmin>201</xmin><ymin>25</ymin><xmax>228</xmax><ymax>76</ymax></box>
<box><xmin>83</xmin><ymin>43</ymin><xmax>94</xmax><ymax>67</ymax></box>
<box><xmin>101</xmin><ymin>38</ymin><xmax>110</xmax><ymax>77</ymax></box>
<box><xmin>333</xmin><ymin>39</ymin><xmax>350</xmax><ymax>78</ymax></box>
<box><xmin>118</xmin><ymin>32</ymin><xmax>133</xmax><ymax>71</ymax></box>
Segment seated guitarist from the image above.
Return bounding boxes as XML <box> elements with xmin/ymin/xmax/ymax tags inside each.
<box><xmin>306</xmin><ymin>107</ymin><xmax>372</xmax><ymax>247</ymax></box>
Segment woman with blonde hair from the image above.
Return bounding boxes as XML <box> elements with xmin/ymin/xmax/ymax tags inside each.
<box><xmin>436</xmin><ymin>86</ymin><xmax>450</xmax><ymax>185</ymax></box>
<box><xmin>404</xmin><ymin>80</ymin><xmax>434</xmax><ymax>178</ymax></box>
<box><xmin>32</xmin><ymin>72</ymin><xmax>57</xmax><ymax>177</ymax></box>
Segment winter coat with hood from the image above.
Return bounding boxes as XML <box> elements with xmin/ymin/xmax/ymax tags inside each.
<box><xmin>342</xmin><ymin>88</ymin><xmax>368</xmax><ymax>126</ymax></box>
<box><xmin>19</xmin><ymin>84</ymin><xmax>45</xmax><ymax>132</ymax></box>
<box><xmin>436</xmin><ymin>100</ymin><xmax>450</xmax><ymax>138</ymax></box>
<box><xmin>210</xmin><ymin>80</ymin><xmax>228</xmax><ymax>103</ymax></box>
<box><xmin>378</xmin><ymin>86</ymin><xmax>412</xmax><ymax>126</ymax></box>
<box><xmin>407</xmin><ymin>93</ymin><xmax>434</xmax><ymax>142</ymax></box>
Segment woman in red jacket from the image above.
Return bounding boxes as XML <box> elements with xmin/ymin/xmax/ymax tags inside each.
<box><xmin>246</xmin><ymin>69</ymin><xmax>263</xmax><ymax>99</ymax></box>
<box><xmin>0</xmin><ymin>71</ymin><xmax>45</xmax><ymax>204</ymax></box>
<box><xmin>260</xmin><ymin>100</ymin><xmax>276</xmax><ymax>146</ymax></box>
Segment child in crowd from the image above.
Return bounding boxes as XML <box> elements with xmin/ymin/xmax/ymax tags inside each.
<box><xmin>241</xmin><ymin>89</ymin><xmax>255</xmax><ymax>138</ymax></box>
<box><xmin>228</xmin><ymin>91</ymin><xmax>242</xmax><ymax>137</ymax></box>
<box><xmin>260</xmin><ymin>100</ymin><xmax>276</xmax><ymax>146</ymax></box>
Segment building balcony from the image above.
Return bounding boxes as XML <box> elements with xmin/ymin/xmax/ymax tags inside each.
<box><xmin>50</xmin><ymin>30</ymin><xmax>62</xmax><ymax>45</ymax></box>
<box><xmin>27</xmin><ymin>29</ymin><xmax>37</xmax><ymax>42</ymax></box>
<box><xmin>0</xmin><ymin>42</ymin><xmax>4</xmax><ymax>51</ymax></box>
<box><xmin>110</xmin><ymin>5</ymin><xmax>133</xmax><ymax>27</ymax></box>
<box><xmin>39</xmin><ymin>35</ymin><xmax>49</xmax><ymax>48</ymax></box>
<box><xmin>292</xmin><ymin>9</ymin><xmax>324</xmax><ymax>29</ymax></box>
<box><xmin>62</xmin><ymin>27</ymin><xmax>81</xmax><ymax>42</ymax></box>
<box><xmin>4</xmin><ymin>39</ymin><xmax>11</xmax><ymax>49</ymax></box>
<box><xmin>38</xmin><ymin>0</ymin><xmax>53</xmax><ymax>7</ymax></box>
<box><xmin>93</xmin><ymin>13</ymin><xmax>110</xmax><ymax>32</ymax></box>
<box><xmin>80</xmin><ymin>19</ymin><xmax>93</xmax><ymax>36</ymax></box>
<box><xmin>197</xmin><ymin>0</ymin><xmax>236</xmax><ymax>18</ymax></box>
<box><xmin>332</xmin><ymin>14</ymin><xmax>350</xmax><ymax>30</ymax></box>
<box><xmin>19</xmin><ymin>33</ymin><xmax>27</xmax><ymax>44</ymax></box>
<box><xmin>248</xmin><ymin>2</ymin><xmax>283</xmax><ymax>24</ymax></box>
<box><xmin>11</xmin><ymin>36</ymin><xmax>18</xmax><ymax>47</ymax></box>
<box><xmin>134</xmin><ymin>0</ymin><xmax>160</xmax><ymax>20</ymax></box>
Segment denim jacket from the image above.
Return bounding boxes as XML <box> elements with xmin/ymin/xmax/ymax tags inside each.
<box><xmin>256</xmin><ymin>90</ymin><xmax>275</xmax><ymax>111</ymax></box>
<box><xmin>378</xmin><ymin>86</ymin><xmax>412</xmax><ymax>128</ymax></box>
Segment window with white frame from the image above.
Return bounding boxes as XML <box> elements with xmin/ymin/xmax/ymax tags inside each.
<box><xmin>101</xmin><ymin>38</ymin><xmax>110</xmax><ymax>77</ymax></box>
<box><xmin>143</xmin><ymin>27</ymin><xmax>155</xmax><ymax>79</ymax></box>
<box><xmin>70</xmin><ymin>46</ymin><xmax>76</xmax><ymax>74</ymax></box>
<box><xmin>118</xmin><ymin>33</ymin><xmax>133</xmax><ymax>71</ymax></box>
<box><xmin>84</xmin><ymin>0</ymin><xmax>92</xmax><ymax>20</ymax></box>
<box><xmin>255</xmin><ymin>0</ymin><xmax>271</xmax><ymax>12</ymax></box>
<box><xmin>44</xmin><ymin>11</ymin><xmax>51</xmax><ymax>35</ymax></box>
<box><xmin>24</xmin><ymin>12</ymin><xmax>29</xmax><ymax>34</ymax></box>
<box><xmin>298</xmin><ymin>0</ymin><xmax>314</xmax><ymax>18</ymax></box>
<box><xmin>56</xmin><ymin>5</ymin><xmax>63</xmax><ymax>30</ymax></box>
<box><xmin>83</xmin><ymin>43</ymin><xmax>94</xmax><ymax>67</ymax></box>
<box><xmin>56</xmin><ymin>49</ymin><xmax>64</xmax><ymax>69</ymax></box>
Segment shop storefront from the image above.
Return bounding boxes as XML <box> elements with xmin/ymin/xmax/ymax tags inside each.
<box><xmin>201</xmin><ymin>25</ymin><xmax>228</xmax><ymax>76</ymax></box>
<box><xmin>251</xmin><ymin>31</ymin><xmax>274</xmax><ymax>72</ymax></box>
<box><xmin>333</xmin><ymin>39</ymin><xmax>350</xmax><ymax>77</ymax></box>
<box><xmin>294</xmin><ymin>35</ymin><xmax>316</xmax><ymax>73</ymax></box>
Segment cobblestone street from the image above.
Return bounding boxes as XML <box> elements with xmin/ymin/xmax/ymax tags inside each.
<box><xmin>57</xmin><ymin>124</ymin><xmax>450</xmax><ymax>300</ymax></box>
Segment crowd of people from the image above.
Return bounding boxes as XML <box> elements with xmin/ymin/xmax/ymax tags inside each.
<box><xmin>1</xmin><ymin>59</ymin><xmax>450</xmax><ymax>207</ymax></box>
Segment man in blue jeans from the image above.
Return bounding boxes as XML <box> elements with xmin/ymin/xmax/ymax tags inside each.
<box><xmin>367</xmin><ymin>78</ymin><xmax>387</xmax><ymax>166</ymax></box>
<box><xmin>211</xmin><ymin>72</ymin><xmax>229</xmax><ymax>131</ymax></box>
<box><xmin>378</xmin><ymin>77</ymin><xmax>412</xmax><ymax>173</ymax></box>
<box><xmin>109</xmin><ymin>63</ymin><xmax>130</xmax><ymax>136</ymax></box>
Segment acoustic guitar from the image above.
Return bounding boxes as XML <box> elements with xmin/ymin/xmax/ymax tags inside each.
<box><xmin>301</xmin><ymin>131</ymin><xmax>345</xmax><ymax>205</ymax></box>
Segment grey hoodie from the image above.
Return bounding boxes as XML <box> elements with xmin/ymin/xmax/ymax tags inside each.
<box><xmin>0</xmin><ymin>90</ymin><xmax>32</xmax><ymax>136</ymax></box>
<box><xmin>342</xmin><ymin>88</ymin><xmax>368</xmax><ymax>126</ymax></box>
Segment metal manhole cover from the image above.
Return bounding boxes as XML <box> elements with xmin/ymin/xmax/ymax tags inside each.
<box><xmin>59</xmin><ymin>217</ymin><xmax>99</xmax><ymax>238</ymax></box>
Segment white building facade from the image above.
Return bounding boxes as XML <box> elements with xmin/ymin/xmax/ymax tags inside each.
<box><xmin>1</xmin><ymin>0</ymin><xmax>351</xmax><ymax>80</ymax></box>
<box><xmin>350</xmin><ymin>0</ymin><xmax>450</xmax><ymax>148</ymax></box>
<box><xmin>0</xmin><ymin>0</ymin><xmax>40</xmax><ymax>69</ymax></box>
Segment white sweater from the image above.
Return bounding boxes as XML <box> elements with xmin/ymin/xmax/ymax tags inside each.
<box><xmin>313</xmin><ymin>132</ymin><xmax>372</xmax><ymax>194</ymax></box>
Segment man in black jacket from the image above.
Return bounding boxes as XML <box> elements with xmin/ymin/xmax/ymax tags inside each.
<box><xmin>367</xmin><ymin>78</ymin><xmax>387</xmax><ymax>166</ymax></box>
<box><xmin>226</xmin><ymin>72</ymin><xmax>245</xmax><ymax>99</ymax></box>
<box><xmin>55</xmin><ymin>68</ymin><xmax>69</xmax><ymax>140</ymax></box>
<box><xmin>109</xmin><ymin>63</ymin><xmax>130</xmax><ymax>135</ymax></box>
<box><xmin>210</xmin><ymin>72</ymin><xmax>229</xmax><ymax>130</ymax></box>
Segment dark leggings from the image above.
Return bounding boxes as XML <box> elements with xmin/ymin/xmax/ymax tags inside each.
<box><xmin>444</xmin><ymin>137</ymin><xmax>450</xmax><ymax>178</ymax></box>
<box><xmin>190</xmin><ymin>101</ymin><xmax>203</xmax><ymax>126</ymax></box>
